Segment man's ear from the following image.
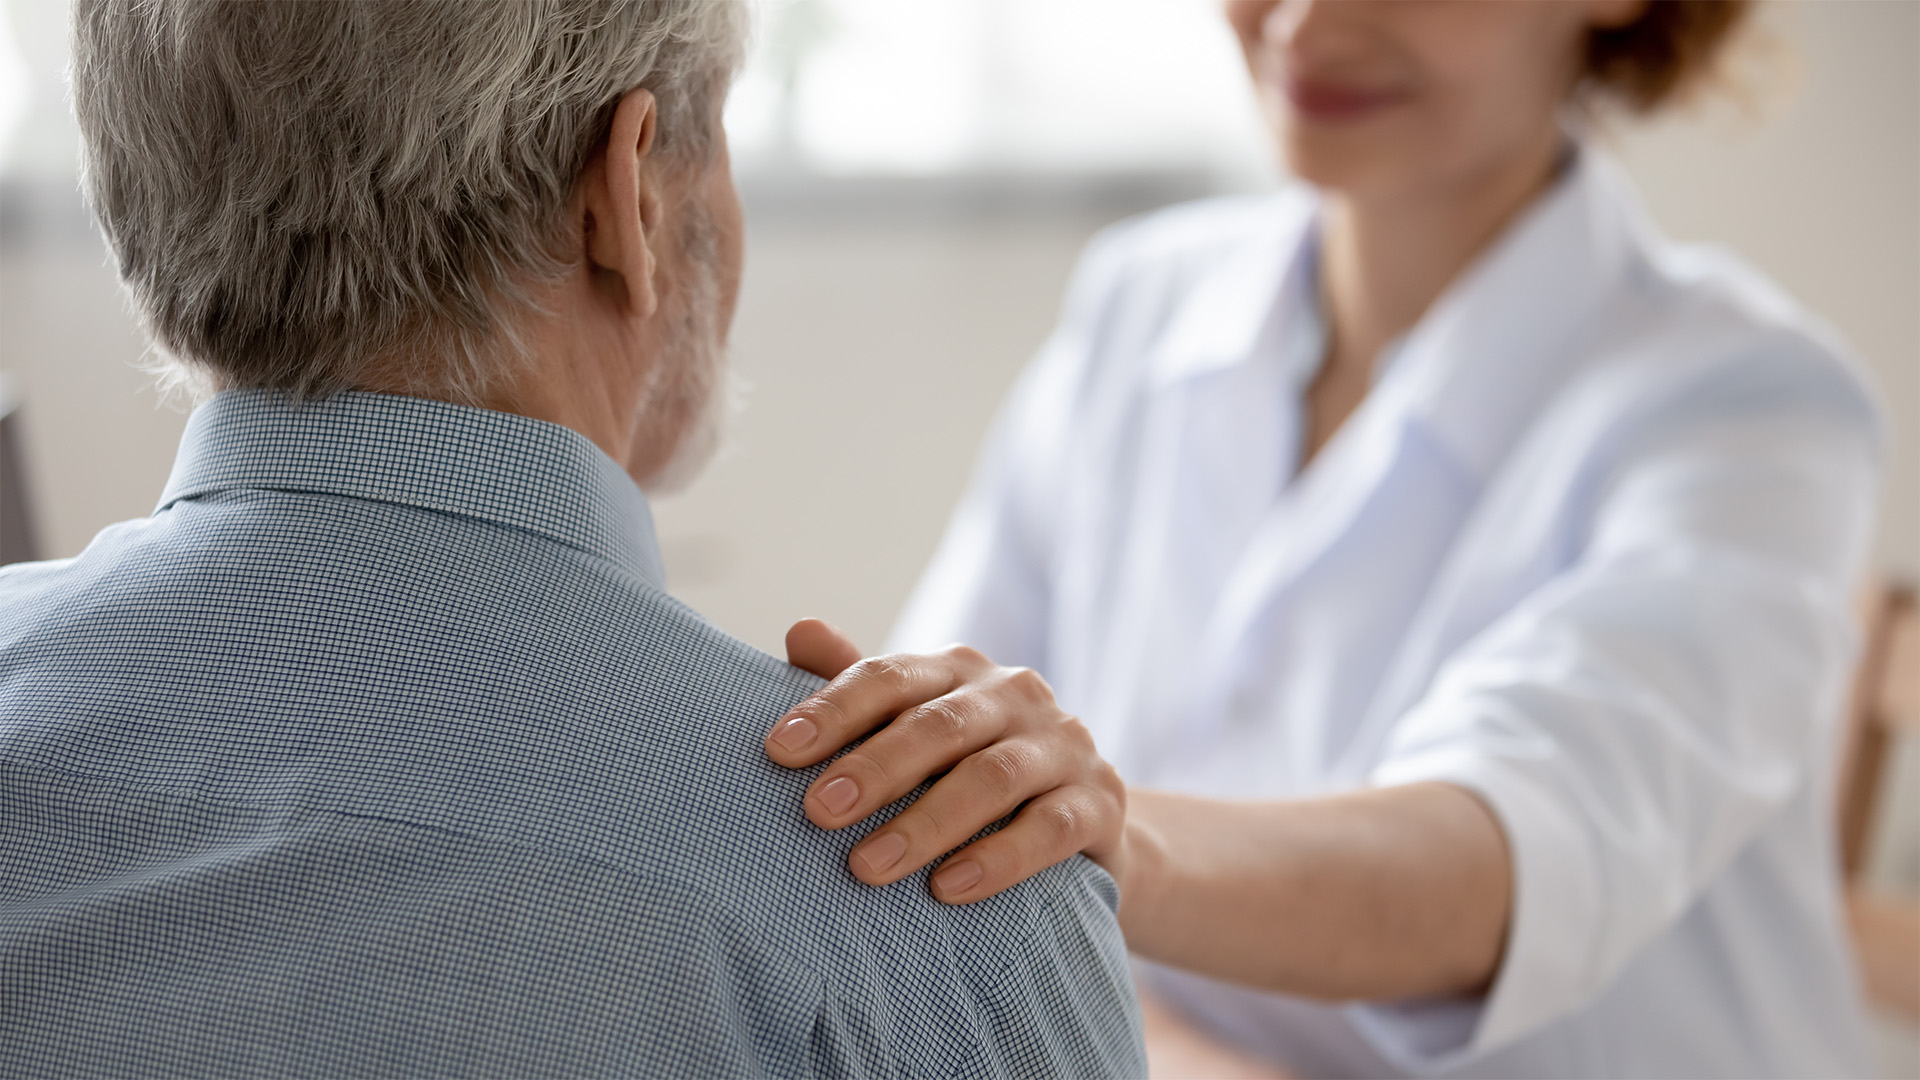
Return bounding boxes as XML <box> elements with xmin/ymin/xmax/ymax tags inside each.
<box><xmin>581</xmin><ymin>88</ymin><xmax>663</xmax><ymax>319</ymax></box>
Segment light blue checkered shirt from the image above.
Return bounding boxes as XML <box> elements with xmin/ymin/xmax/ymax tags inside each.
<box><xmin>0</xmin><ymin>390</ymin><xmax>1144</xmax><ymax>1079</ymax></box>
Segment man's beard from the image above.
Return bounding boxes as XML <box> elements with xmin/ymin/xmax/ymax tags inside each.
<box><xmin>637</xmin><ymin>205</ymin><xmax>735</xmax><ymax>496</ymax></box>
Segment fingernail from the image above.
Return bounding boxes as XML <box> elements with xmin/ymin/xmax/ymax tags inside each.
<box><xmin>856</xmin><ymin>832</ymin><xmax>908</xmax><ymax>875</ymax></box>
<box><xmin>933</xmin><ymin>860</ymin><xmax>983</xmax><ymax>895</ymax></box>
<box><xmin>818</xmin><ymin>776</ymin><xmax>859</xmax><ymax>815</ymax></box>
<box><xmin>773</xmin><ymin>717</ymin><xmax>817</xmax><ymax>752</ymax></box>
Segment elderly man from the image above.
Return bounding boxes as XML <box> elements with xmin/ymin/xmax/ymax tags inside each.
<box><xmin>0</xmin><ymin>2</ymin><xmax>1143</xmax><ymax>1077</ymax></box>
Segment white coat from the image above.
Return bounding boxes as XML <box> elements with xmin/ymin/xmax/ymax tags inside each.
<box><xmin>890</xmin><ymin>146</ymin><xmax>1884</xmax><ymax>1078</ymax></box>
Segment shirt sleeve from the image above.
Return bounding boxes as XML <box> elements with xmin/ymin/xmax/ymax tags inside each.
<box><xmin>1359</xmin><ymin>351</ymin><xmax>1884</xmax><ymax>1066</ymax></box>
<box><xmin>886</xmin><ymin>228</ymin><xmax>1128</xmax><ymax>667</ymax></box>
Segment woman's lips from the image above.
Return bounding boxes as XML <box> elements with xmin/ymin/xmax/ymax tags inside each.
<box><xmin>1282</xmin><ymin>77</ymin><xmax>1405</xmax><ymax>122</ymax></box>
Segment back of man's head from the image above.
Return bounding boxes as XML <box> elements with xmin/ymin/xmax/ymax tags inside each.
<box><xmin>71</xmin><ymin>0</ymin><xmax>744</xmax><ymax>406</ymax></box>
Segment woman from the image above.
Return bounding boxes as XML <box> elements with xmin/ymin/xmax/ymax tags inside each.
<box><xmin>766</xmin><ymin>1</ymin><xmax>1884</xmax><ymax>1075</ymax></box>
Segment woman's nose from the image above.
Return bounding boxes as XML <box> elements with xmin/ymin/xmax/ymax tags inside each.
<box><xmin>1223</xmin><ymin>0</ymin><xmax>1282</xmax><ymax>50</ymax></box>
<box><xmin>1265</xmin><ymin>0</ymin><xmax>1374</xmax><ymax>68</ymax></box>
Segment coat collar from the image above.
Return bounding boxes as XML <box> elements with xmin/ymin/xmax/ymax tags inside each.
<box><xmin>1146</xmin><ymin>186</ymin><xmax>1320</xmax><ymax>388</ymax></box>
<box><xmin>1384</xmin><ymin>147</ymin><xmax>1652</xmax><ymax>482</ymax></box>
<box><xmin>1145</xmin><ymin>143</ymin><xmax>1655</xmax><ymax>483</ymax></box>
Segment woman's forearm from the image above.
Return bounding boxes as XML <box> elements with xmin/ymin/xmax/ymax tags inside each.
<box><xmin>1118</xmin><ymin>781</ymin><xmax>1513</xmax><ymax>1002</ymax></box>
<box><xmin>764</xmin><ymin>628</ymin><xmax>1513</xmax><ymax>999</ymax></box>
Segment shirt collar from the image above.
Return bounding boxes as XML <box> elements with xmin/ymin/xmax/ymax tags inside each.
<box><xmin>158</xmin><ymin>389</ymin><xmax>667</xmax><ymax>587</ymax></box>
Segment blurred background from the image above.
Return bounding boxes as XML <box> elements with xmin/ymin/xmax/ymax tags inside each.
<box><xmin>1</xmin><ymin>0</ymin><xmax>1914</xmax><ymax>1071</ymax></box>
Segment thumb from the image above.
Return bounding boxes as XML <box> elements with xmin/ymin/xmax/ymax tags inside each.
<box><xmin>785</xmin><ymin>617</ymin><xmax>863</xmax><ymax>680</ymax></box>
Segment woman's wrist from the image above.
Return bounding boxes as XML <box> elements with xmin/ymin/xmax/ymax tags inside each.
<box><xmin>1113</xmin><ymin>791</ymin><xmax>1174</xmax><ymax>941</ymax></box>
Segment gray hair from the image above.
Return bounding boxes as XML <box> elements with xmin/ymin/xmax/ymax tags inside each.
<box><xmin>71</xmin><ymin>0</ymin><xmax>747</xmax><ymax>404</ymax></box>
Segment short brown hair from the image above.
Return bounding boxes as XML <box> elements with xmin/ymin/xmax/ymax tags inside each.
<box><xmin>1583</xmin><ymin>0</ymin><xmax>1755</xmax><ymax>114</ymax></box>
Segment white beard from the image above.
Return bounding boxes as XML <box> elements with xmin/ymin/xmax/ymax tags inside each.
<box><xmin>637</xmin><ymin>346</ymin><xmax>737</xmax><ymax>497</ymax></box>
<box><xmin>637</xmin><ymin>204</ymin><xmax>734</xmax><ymax>497</ymax></box>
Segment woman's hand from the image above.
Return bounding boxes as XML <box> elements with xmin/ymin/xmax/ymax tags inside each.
<box><xmin>769</xmin><ymin>618</ymin><xmax>1129</xmax><ymax>905</ymax></box>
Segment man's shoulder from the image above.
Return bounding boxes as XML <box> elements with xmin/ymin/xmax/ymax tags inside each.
<box><xmin>0</xmin><ymin>492</ymin><xmax>1142</xmax><ymax>1075</ymax></box>
<box><xmin>0</xmin><ymin>487</ymin><xmax>801</xmax><ymax>884</ymax></box>
<box><xmin>481</xmin><ymin>589</ymin><xmax>1143</xmax><ymax>1076</ymax></box>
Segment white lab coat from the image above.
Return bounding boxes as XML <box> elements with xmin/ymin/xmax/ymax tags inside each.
<box><xmin>890</xmin><ymin>147</ymin><xmax>1884</xmax><ymax>1078</ymax></box>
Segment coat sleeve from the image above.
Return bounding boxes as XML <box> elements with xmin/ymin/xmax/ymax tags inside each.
<box><xmin>1362</xmin><ymin>345</ymin><xmax>1884</xmax><ymax>1064</ymax></box>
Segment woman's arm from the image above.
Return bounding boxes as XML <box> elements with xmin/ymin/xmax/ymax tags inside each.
<box><xmin>1121</xmin><ymin>784</ymin><xmax>1510</xmax><ymax>1001</ymax></box>
<box><xmin>779</xmin><ymin>620</ymin><xmax>1512</xmax><ymax>1002</ymax></box>
<box><xmin>775</xmin><ymin>346</ymin><xmax>1880</xmax><ymax>1029</ymax></box>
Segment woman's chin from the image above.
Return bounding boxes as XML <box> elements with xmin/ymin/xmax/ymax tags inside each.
<box><xmin>1274</xmin><ymin>122</ymin><xmax>1404</xmax><ymax>194</ymax></box>
<box><xmin>1280</xmin><ymin>148</ymin><xmax>1386</xmax><ymax>196</ymax></box>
